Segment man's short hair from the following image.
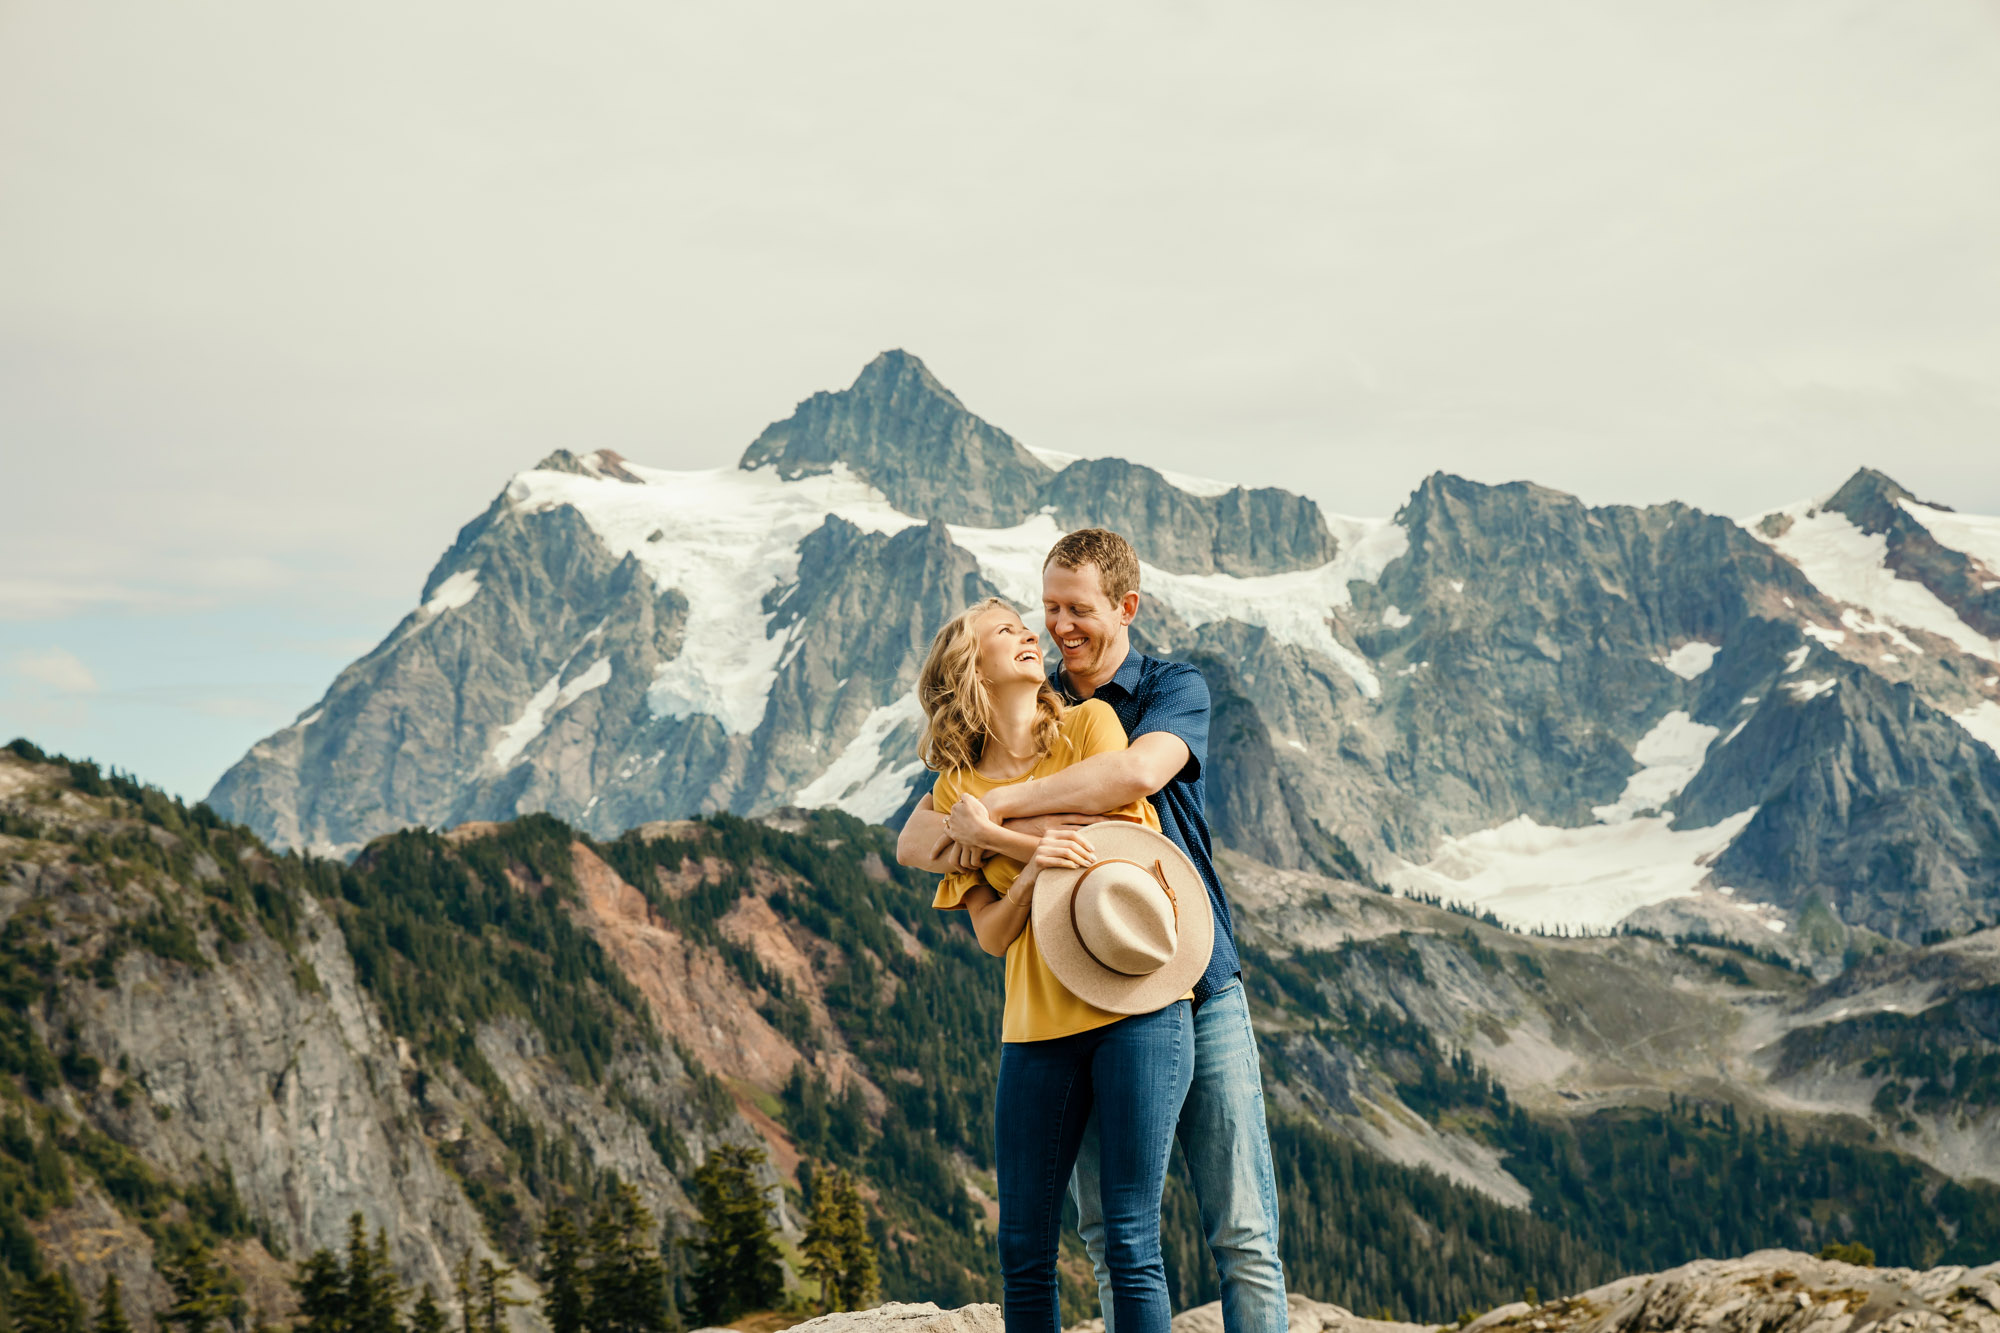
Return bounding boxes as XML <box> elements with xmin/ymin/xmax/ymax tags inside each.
<box><xmin>1044</xmin><ymin>528</ymin><xmax>1141</xmax><ymax>604</ymax></box>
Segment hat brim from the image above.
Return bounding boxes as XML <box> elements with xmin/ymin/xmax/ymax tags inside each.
<box><xmin>1031</xmin><ymin>821</ymin><xmax>1214</xmax><ymax>1016</ymax></box>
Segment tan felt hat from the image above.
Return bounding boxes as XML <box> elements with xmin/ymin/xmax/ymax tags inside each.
<box><xmin>1031</xmin><ymin>821</ymin><xmax>1214</xmax><ymax>1016</ymax></box>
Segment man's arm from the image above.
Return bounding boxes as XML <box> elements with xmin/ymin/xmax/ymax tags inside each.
<box><xmin>981</xmin><ymin>732</ymin><xmax>1191</xmax><ymax>821</ymax></box>
<box><xmin>897</xmin><ymin>797</ymin><xmax>959</xmax><ymax>873</ymax></box>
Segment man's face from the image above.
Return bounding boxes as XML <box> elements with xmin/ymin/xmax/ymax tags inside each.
<box><xmin>1042</xmin><ymin>562</ymin><xmax>1136</xmax><ymax>680</ymax></box>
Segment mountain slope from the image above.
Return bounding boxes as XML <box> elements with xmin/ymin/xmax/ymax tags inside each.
<box><xmin>19</xmin><ymin>744</ymin><xmax>2000</xmax><ymax>1330</ymax></box>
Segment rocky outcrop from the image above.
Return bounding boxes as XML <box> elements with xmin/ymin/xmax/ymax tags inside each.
<box><xmin>780</xmin><ymin>1253</ymin><xmax>2000</xmax><ymax>1333</ymax></box>
<box><xmin>1040</xmin><ymin>455</ymin><xmax>1338</xmax><ymax>575</ymax></box>
<box><xmin>1462</xmin><ymin>1250</ymin><xmax>2000</xmax><ymax>1333</ymax></box>
<box><xmin>1676</xmin><ymin>660</ymin><xmax>2000</xmax><ymax>940</ymax></box>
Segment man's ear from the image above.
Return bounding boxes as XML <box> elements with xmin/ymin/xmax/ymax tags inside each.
<box><xmin>1119</xmin><ymin>591</ymin><xmax>1140</xmax><ymax>626</ymax></box>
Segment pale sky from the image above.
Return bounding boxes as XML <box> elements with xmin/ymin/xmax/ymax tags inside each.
<box><xmin>3</xmin><ymin>0</ymin><xmax>1998</xmax><ymax>800</ymax></box>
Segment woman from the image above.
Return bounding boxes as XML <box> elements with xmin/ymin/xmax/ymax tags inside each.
<box><xmin>911</xmin><ymin>597</ymin><xmax>1209</xmax><ymax>1333</ymax></box>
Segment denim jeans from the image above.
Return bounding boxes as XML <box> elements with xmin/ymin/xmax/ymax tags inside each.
<box><xmin>995</xmin><ymin>1002</ymin><xmax>1194</xmax><ymax>1333</ymax></box>
<box><xmin>1071</xmin><ymin>981</ymin><xmax>1287</xmax><ymax>1333</ymax></box>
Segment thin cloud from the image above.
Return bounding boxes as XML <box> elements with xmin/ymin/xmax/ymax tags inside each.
<box><xmin>10</xmin><ymin>647</ymin><xmax>99</xmax><ymax>695</ymax></box>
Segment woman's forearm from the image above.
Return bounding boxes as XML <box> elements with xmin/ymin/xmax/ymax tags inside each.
<box><xmin>968</xmin><ymin>870</ymin><xmax>1037</xmax><ymax>956</ymax></box>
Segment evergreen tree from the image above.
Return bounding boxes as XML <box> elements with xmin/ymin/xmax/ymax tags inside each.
<box><xmin>343</xmin><ymin>1217</ymin><xmax>403</xmax><ymax>1333</ymax></box>
<box><xmin>11</xmin><ymin>1271</ymin><xmax>83</xmax><ymax>1333</ymax></box>
<box><xmin>538</xmin><ymin>1212</ymin><xmax>586</xmax><ymax>1333</ymax></box>
<box><xmin>159</xmin><ymin>1244</ymin><xmax>230</xmax><ymax>1333</ymax></box>
<box><xmin>292</xmin><ymin>1251</ymin><xmax>346</xmax><ymax>1333</ymax></box>
<box><xmin>800</xmin><ymin>1173</ymin><xmax>843</xmax><ymax>1316</ymax></box>
<box><xmin>829</xmin><ymin>1171</ymin><xmax>877</xmax><ymax>1312</ymax></box>
<box><xmin>450</xmin><ymin>1259</ymin><xmax>473</xmax><ymax>1333</ymax></box>
<box><xmin>408</xmin><ymin>1288</ymin><xmax>446</xmax><ymax>1333</ymax></box>
<box><xmin>683</xmin><ymin>1145</ymin><xmax>782</xmax><ymax>1326</ymax></box>
<box><xmin>472</xmin><ymin>1261</ymin><xmax>525</xmax><ymax>1333</ymax></box>
<box><xmin>91</xmin><ymin>1277</ymin><xmax>130</xmax><ymax>1333</ymax></box>
<box><xmin>584</xmin><ymin>1184</ymin><xmax>666</xmax><ymax>1333</ymax></box>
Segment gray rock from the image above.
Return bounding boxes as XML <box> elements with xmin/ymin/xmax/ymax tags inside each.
<box><xmin>741</xmin><ymin>350</ymin><xmax>1052</xmax><ymax>528</ymax></box>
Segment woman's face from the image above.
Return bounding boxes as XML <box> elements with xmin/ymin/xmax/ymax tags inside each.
<box><xmin>975</xmin><ymin>606</ymin><xmax>1044</xmax><ymax>687</ymax></box>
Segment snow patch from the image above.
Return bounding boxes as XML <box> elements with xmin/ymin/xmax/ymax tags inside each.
<box><xmin>1592</xmin><ymin>711</ymin><xmax>1719</xmax><ymax>824</ymax></box>
<box><xmin>1839</xmin><ymin>606</ymin><xmax>1919</xmax><ymax>652</ymax></box>
<box><xmin>793</xmin><ymin>695</ymin><xmax>927</xmax><ymax>823</ymax></box>
<box><xmin>1381</xmin><ymin>605</ymin><xmax>1412</xmax><ymax>629</ymax></box>
<box><xmin>508</xmin><ymin>460</ymin><xmax>917</xmax><ymax>734</ymax></box>
<box><xmin>490</xmin><ymin>657</ymin><xmax>613</xmax><ymax>769</ymax></box>
<box><xmin>294</xmin><ymin>708</ymin><xmax>324</xmax><ymax>729</ymax></box>
<box><xmin>1388</xmin><ymin>808</ymin><xmax>1759</xmax><ymax>933</ymax></box>
<box><xmin>1782</xmin><ymin>645</ymin><xmax>1811</xmax><ymax>674</ymax></box>
<box><xmin>1802</xmin><ymin>625</ymin><xmax>1846</xmax><ymax>649</ymax></box>
<box><xmin>1899</xmin><ymin>498</ymin><xmax>2000</xmax><ymax>579</ymax></box>
<box><xmin>1782</xmin><ymin>677</ymin><xmax>1837</xmax><ymax>703</ymax></box>
<box><xmin>1156</xmin><ymin>466</ymin><xmax>1236</xmax><ymax>499</ymax></box>
<box><xmin>1656</xmin><ymin>642</ymin><xmax>1718</xmax><ymax>679</ymax></box>
<box><xmin>1024</xmin><ymin>445</ymin><xmax>1082</xmax><ymax>471</ymax></box>
<box><xmin>1954</xmin><ymin>700</ymin><xmax>2000</xmax><ymax>757</ymax></box>
<box><xmin>1751</xmin><ymin>500</ymin><xmax>1999</xmax><ymax>663</ymax></box>
<box><xmin>422</xmin><ymin>570</ymin><xmax>481</xmax><ymax>614</ymax></box>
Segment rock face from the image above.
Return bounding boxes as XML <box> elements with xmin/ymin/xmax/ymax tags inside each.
<box><xmin>1462</xmin><ymin>1249</ymin><xmax>2000</xmax><ymax>1333</ymax></box>
<box><xmin>1</xmin><ymin>749</ymin><xmax>768</xmax><ymax>1331</ymax></box>
<box><xmin>784</xmin><ymin>1253</ymin><xmax>2000</xmax><ymax>1333</ymax></box>
<box><xmin>208</xmin><ymin>352</ymin><xmax>2000</xmax><ymax>945</ymax></box>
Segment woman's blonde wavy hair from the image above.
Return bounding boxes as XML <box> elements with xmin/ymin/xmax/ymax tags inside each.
<box><xmin>917</xmin><ymin>597</ymin><xmax>1066</xmax><ymax>774</ymax></box>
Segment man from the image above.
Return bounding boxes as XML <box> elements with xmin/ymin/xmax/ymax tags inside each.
<box><xmin>897</xmin><ymin>528</ymin><xmax>1287</xmax><ymax>1333</ymax></box>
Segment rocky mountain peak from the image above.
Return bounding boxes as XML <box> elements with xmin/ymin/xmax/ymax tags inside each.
<box><xmin>849</xmin><ymin>348</ymin><xmax>966</xmax><ymax>410</ymax></box>
<box><xmin>737</xmin><ymin>350</ymin><xmax>1052</xmax><ymax>527</ymax></box>
<box><xmin>1823</xmin><ymin>467</ymin><xmax>1943</xmax><ymax>532</ymax></box>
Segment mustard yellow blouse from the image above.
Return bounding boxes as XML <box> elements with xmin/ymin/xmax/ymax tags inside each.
<box><xmin>932</xmin><ymin>698</ymin><xmax>1161</xmax><ymax>1043</ymax></box>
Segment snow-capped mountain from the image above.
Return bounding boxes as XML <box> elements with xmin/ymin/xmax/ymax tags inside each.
<box><xmin>207</xmin><ymin>352</ymin><xmax>2000</xmax><ymax>948</ymax></box>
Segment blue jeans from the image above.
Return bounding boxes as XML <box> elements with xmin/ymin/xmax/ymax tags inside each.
<box><xmin>995</xmin><ymin>1002</ymin><xmax>1194</xmax><ymax>1333</ymax></box>
<box><xmin>1071</xmin><ymin>981</ymin><xmax>1286</xmax><ymax>1333</ymax></box>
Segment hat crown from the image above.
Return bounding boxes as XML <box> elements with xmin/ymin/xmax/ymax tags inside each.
<box><xmin>1073</xmin><ymin>865</ymin><xmax>1178</xmax><ymax>976</ymax></box>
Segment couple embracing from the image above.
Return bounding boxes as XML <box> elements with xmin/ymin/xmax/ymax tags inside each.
<box><xmin>896</xmin><ymin>529</ymin><xmax>1286</xmax><ymax>1333</ymax></box>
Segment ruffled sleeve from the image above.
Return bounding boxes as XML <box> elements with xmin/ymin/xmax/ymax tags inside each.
<box><xmin>932</xmin><ymin>868</ymin><xmax>984</xmax><ymax>912</ymax></box>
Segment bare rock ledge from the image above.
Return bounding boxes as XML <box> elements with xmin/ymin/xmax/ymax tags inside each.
<box><xmin>770</xmin><ymin>1252</ymin><xmax>2000</xmax><ymax>1333</ymax></box>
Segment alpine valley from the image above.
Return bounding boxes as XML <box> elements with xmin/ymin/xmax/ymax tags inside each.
<box><xmin>7</xmin><ymin>352</ymin><xmax>2000</xmax><ymax>1332</ymax></box>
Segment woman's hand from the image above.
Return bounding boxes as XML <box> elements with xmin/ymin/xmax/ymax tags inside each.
<box><xmin>1032</xmin><ymin>827</ymin><xmax>1097</xmax><ymax>871</ymax></box>
<box><xmin>944</xmin><ymin>793</ymin><xmax>1003</xmax><ymax>852</ymax></box>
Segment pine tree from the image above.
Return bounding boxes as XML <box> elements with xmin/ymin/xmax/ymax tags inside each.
<box><xmin>159</xmin><ymin>1244</ymin><xmax>230</xmax><ymax>1333</ymax></box>
<box><xmin>343</xmin><ymin>1217</ymin><xmax>403</xmax><ymax>1333</ymax></box>
<box><xmin>828</xmin><ymin>1171</ymin><xmax>877</xmax><ymax>1312</ymax></box>
<box><xmin>472</xmin><ymin>1261</ymin><xmax>526</xmax><ymax>1333</ymax></box>
<box><xmin>409</xmin><ymin>1287</ymin><xmax>447</xmax><ymax>1333</ymax></box>
<box><xmin>450</xmin><ymin>1258</ymin><xmax>474</xmax><ymax>1333</ymax></box>
<box><xmin>539</xmin><ymin>1212</ymin><xmax>586</xmax><ymax>1333</ymax></box>
<box><xmin>584</xmin><ymin>1184</ymin><xmax>666</xmax><ymax>1333</ymax></box>
<box><xmin>293</xmin><ymin>1251</ymin><xmax>346</xmax><ymax>1333</ymax></box>
<box><xmin>91</xmin><ymin>1277</ymin><xmax>130</xmax><ymax>1333</ymax></box>
<box><xmin>800</xmin><ymin>1172</ymin><xmax>843</xmax><ymax>1315</ymax></box>
<box><xmin>11</xmin><ymin>1271</ymin><xmax>83</xmax><ymax>1333</ymax></box>
<box><xmin>683</xmin><ymin>1145</ymin><xmax>782</xmax><ymax>1326</ymax></box>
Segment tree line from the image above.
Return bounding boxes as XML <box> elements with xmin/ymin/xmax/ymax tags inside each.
<box><xmin>2</xmin><ymin>1147</ymin><xmax>876</xmax><ymax>1333</ymax></box>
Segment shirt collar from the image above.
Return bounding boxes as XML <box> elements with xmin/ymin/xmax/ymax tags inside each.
<box><xmin>1056</xmin><ymin>643</ymin><xmax>1145</xmax><ymax>700</ymax></box>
